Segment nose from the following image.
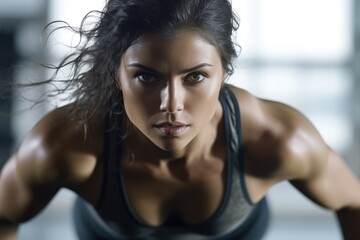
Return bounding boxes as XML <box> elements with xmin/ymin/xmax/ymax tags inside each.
<box><xmin>160</xmin><ymin>80</ymin><xmax>184</xmax><ymax>113</ymax></box>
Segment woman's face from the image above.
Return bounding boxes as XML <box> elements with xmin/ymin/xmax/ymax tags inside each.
<box><xmin>117</xmin><ymin>29</ymin><xmax>225</xmax><ymax>152</ymax></box>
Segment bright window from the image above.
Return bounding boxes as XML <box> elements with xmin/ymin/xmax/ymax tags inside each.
<box><xmin>230</xmin><ymin>0</ymin><xmax>353</xmax><ymax>153</ymax></box>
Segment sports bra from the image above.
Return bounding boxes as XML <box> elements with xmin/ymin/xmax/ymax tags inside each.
<box><xmin>74</xmin><ymin>85</ymin><xmax>269</xmax><ymax>240</ymax></box>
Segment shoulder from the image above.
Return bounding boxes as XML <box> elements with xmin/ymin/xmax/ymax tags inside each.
<box><xmin>227</xmin><ymin>84</ymin><xmax>328</xmax><ymax>181</ymax></box>
<box><xmin>15</xmin><ymin>105</ymin><xmax>105</xmax><ymax>187</ymax></box>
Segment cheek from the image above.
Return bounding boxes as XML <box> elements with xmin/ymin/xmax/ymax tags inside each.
<box><xmin>122</xmin><ymin>92</ymin><xmax>145</xmax><ymax>116</ymax></box>
<box><xmin>187</xmin><ymin>84</ymin><xmax>221</xmax><ymax>116</ymax></box>
<box><xmin>122</xmin><ymin>90</ymin><xmax>158</xmax><ymax>128</ymax></box>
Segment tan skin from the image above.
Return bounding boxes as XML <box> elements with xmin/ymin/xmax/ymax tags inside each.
<box><xmin>0</xmin><ymin>29</ymin><xmax>360</xmax><ymax>239</ymax></box>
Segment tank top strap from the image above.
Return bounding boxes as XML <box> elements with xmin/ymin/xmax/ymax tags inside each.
<box><xmin>95</xmin><ymin>113</ymin><xmax>146</xmax><ymax>235</ymax></box>
<box><xmin>219</xmin><ymin>84</ymin><xmax>253</xmax><ymax>205</ymax></box>
<box><xmin>219</xmin><ymin>85</ymin><xmax>241</xmax><ymax>159</ymax></box>
<box><xmin>95</xmin><ymin>113</ymin><xmax>119</xmax><ymax>208</ymax></box>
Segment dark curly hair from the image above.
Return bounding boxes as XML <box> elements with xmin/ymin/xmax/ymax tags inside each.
<box><xmin>43</xmin><ymin>0</ymin><xmax>240</xmax><ymax>122</ymax></box>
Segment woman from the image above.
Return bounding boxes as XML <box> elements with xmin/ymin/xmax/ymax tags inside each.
<box><xmin>0</xmin><ymin>0</ymin><xmax>359</xmax><ymax>239</ymax></box>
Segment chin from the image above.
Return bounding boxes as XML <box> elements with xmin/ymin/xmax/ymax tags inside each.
<box><xmin>153</xmin><ymin>138</ymin><xmax>189</xmax><ymax>152</ymax></box>
<box><xmin>157</xmin><ymin>142</ymin><xmax>187</xmax><ymax>152</ymax></box>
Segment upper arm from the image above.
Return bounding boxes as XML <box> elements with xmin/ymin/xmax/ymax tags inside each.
<box><xmin>0</xmin><ymin>107</ymin><xmax>101</xmax><ymax>223</ymax></box>
<box><xmin>261</xmin><ymin>97</ymin><xmax>360</xmax><ymax>210</ymax></box>
<box><xmin>0</xmin><ymin>110</ymin><xmax>71</xmax><ymax>223</ymax></box>
<box><xmin>264</xmin><ymin>100</ymin><xmax>360</xmax><ymax>210</ymax></box>
<box><xmin>230</xmin><ymin>86</ymin><xmax>360</xmax><ymax>209</ymax></box>
<box><xmin>0</xmin><ymin>150</ymin><xmax>60</xmax><ymax>223</ymax></box>
<box><xmin>291</xmin><ymin>146</ymin><xmax>360</xmax><ymax>210</ymax></box>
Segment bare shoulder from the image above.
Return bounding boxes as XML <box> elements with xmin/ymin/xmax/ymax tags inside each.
<box><xmin>16</xmin><ymin>105</ymin><xmax>105</xmax><ymax>187</ymax></box>
<box><xmin>227</xmin><ymin>84</ymin><xmax>328</xmax><ymax>181</ymax></box>
<box><xmin>0</xmin><ymin>106</ymin><xmax>105</xmax><ymax>222</ymax></box>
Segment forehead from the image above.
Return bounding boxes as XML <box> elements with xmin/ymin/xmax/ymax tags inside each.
<box><xmin>122</xmin><ymin>30</ymin><xmax>222</xmax><ymax>66</ymax></box>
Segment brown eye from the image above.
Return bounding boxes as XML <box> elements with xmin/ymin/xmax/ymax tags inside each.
<box><xmin>185</xmin><ymin>72</ymin><xmax>206</xmax><ymax>83</ymax></box>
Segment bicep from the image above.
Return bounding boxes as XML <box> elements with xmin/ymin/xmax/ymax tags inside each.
<box><xmin>291</xmin><ymin>147</ymin><xmax>360</xmax><ymax>210</ymax></box>
<box><xmin>0</xmin><ymin>153</ymin><xmax>59</xmax><ymax>223</ymax></box>
<box><xmin>259</xmin><ymin>99</ymin><xmax>360</xmax><ymax>209</ymax></box>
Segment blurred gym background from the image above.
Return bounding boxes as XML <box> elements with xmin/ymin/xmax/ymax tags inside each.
<box><xmin>0</xmin><ymin>0</ymin><xmax>359</xmax><ymax>239</ymax></box>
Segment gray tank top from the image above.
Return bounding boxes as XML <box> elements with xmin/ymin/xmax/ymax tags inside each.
<box><xmin>81</xmin><ymin>85</ymin><xmax>258</xmax><ymax>239</ymax></box>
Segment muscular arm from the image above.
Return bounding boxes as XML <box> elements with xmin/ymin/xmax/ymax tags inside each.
<box><xmin>232</xmin><ymin>86</ymin><xmax>360</xmax><ymax>239</ymax></box>
<box><xmin>0</xmin><ymin>169</ymin><xmax>58</xmax><ymax>239</ymax></box>
<box><xmin>291</xmin><ymin>146</ymin><xmax>360</xmax><ymax>240</ymax></box>
<box><xmin>0</xmin><ymin>157</ymin><xmax>19</xmax><ymax>239</ymax></box>
<box><xmin>0</xmin><ymin>107</ymin><xmax>102</xmax><ymax>239</ymax></box>
<box><xmin>262</xmin><ymin>100</ymin><xmax>360</xmax><ymax>239</ymax></box>
<box><xmin>0</xmin><ymin>153</ymin><xmax>60</xmax><ymax>239</ymax></box>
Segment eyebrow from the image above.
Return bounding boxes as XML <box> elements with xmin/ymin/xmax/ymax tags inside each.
<box><xmin>126</xmin><ymin>63</ymin><xmax>213</xmax><ymax>74</ymax></box>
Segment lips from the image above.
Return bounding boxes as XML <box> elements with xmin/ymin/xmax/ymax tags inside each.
<box><xmin>153</xmin><ymin>122</ymin><xmax>189</xmax><ymax>137</ymax></box>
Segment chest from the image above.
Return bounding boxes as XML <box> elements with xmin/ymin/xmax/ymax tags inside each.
<box><xmin>122</xmin><ymin>158</ymin><xmax>226</xmax><ymax>226</ymax></box>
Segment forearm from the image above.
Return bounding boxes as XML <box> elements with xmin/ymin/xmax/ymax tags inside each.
<box><xmin>336</xmin><ymin>207</ymin><xmax>360</xmax><ymax>240</ymax></box>
<box><xmin>0</xmin><ymin>219</ymin><xmax>18</xmax><ymax>240</ymax></box>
